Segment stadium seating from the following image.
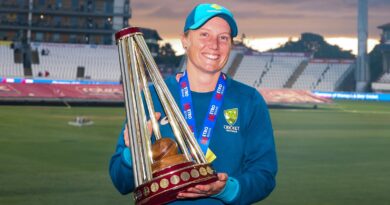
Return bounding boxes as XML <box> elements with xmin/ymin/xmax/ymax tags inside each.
<box><xmin>31</xmin><ymin>42</ymin><xmax>121</xmax><ymax>81</ymax></box>
<box><xmin>0</xmin><ymin>44</ymin><xmax>24</xmax><ymax>78</ymax></box>
<box><xmin>233</xmin><ymin>54</ymin><xmax>271</xmax><ymax>87</ymax></box>
<box><xmin>378</xmin><ymin>73</ymin><xmax>390</xmax><ymax>83</ymax></box>
<box><xmin>222</xmin><ymin>50</ymin><xmax>239</xmax><ymax>73</ymax></box>
<box><xmin>260</xmin><ymin>54</ymin><xmax>307</xmax><ymax>88</ymax></box>
<box><xmin>316</xmin><ymin>63</ymin><xmax>352</xmax><ymax>91</ymax></box>
<box><xmin>234</xmin><ymin>53</ymin><xmax>308</xmax><ymax>88</ymax></box>
<box><xmin>293</xmin><ymin>63</ymin><xmax>329</xmax><ymax>89</ymax></box>
<box><xmin>233</xmin><ymin>52</ymin><xmax>353</xmax><ymax>91</ymax></box>
<box><xmin>371</xmin><ymin>72</ymin><xmax>390</xmax><ymax>92</ymax></box>
<box><xmin>293</xmin><ymin>61</ymin><xmax>353</xmax><ymax>91</ymax></box>
<box><xmin>2</xmin><ymin>41</ymin><xmax>355</xmax><ymax>93</ymax></box>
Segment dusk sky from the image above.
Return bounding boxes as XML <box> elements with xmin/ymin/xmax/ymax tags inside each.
<box><xmin>128</xmin><ymin>0</ymin><xmax>390</xmax><ymax>54</ymax></box>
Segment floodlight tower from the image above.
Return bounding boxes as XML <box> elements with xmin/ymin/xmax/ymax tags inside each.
<box><xmin>356</xmin><ymin>0</ymin><xmax>370</xmax><ymax>92</ymax></box>
<box><xmin>27</xmin><ymin>0</ymin><xmax>33</xmax><ymax>44</ymax></box>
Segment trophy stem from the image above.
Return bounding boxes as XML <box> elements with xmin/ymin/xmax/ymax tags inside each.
<box><xmin>127</xmin><ymin>37</ymin><xmax>153</xmax><ymax>183</ymax></box>
<box><xmin>134</xmin><ymin>36</ymin><xmax>191</xmax><ymax>162</ymax></box>
<box><xmin>152</xmin><ymin>74</ymin><xmax>192</xmax><ymax>162</ymax></box>
<box><xmin>118</xmin><ymin>39</ymin><xmax>143</xmax><ymax>186</ymax></box>
<box><xmin>134</xmin><ymin>44</ymin><xmax>163</xmax><ymax>141</ymax></box>
<box><xmin>134</xmin><ymin>35</ymin><xmax>207</xmax><ymax>164</ymax></box>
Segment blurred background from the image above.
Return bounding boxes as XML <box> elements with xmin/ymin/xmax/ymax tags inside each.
<box><xmin>0</xmin><ymin>0</ymin><xmax>389</xmax><ymax>204</ymax></box>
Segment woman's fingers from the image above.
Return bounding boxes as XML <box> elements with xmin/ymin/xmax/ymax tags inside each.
<box><xmin>124</xmin><ymin>125</ymin><xmax>130</xmax><ymax>147</ymax></box>
<box><xmin>147</xmin><ymin>112</ymin><xmax>161</xmax><ymax>134</ymax></box>
<box><xmin>154</xmin><ymin>112</ymin><xmax>162</xmax><ymax>120</ymax></box>
<box><xmin>177</xmin><ymin>192</ymin><xmax>207</xmax><ymax>199</ymax></box>
<box><xmin>176</xmin><ymin>173</ymin><xmax>229</xmax><ymax>199</ymax></box>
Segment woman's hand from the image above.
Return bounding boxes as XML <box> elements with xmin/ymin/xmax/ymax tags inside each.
<box><xmin>177</xmin><ymin>173</ymin><xmax>228</xmax><ymax>199</ymax></box>
<box><xmin>124</xmin><ymin>112</ymin><xmax>161</xmax><ymax>147</ymax></box>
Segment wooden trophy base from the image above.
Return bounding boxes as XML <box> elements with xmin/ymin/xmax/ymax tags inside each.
<box><xmin>134</xmin><ymin>161</ymin><xmax>218</xmax><ymax>205</ymax></box>
<box><xmin>133</xmin><ymin>138</ymin><xmax>218</xmax><ymax>204</ymax></box>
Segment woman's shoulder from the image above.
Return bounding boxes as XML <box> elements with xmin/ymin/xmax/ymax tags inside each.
<box><xmin>227</xmin><ymin>77</ymin><xmax>263</xmax><ymax>101</ymax></box>
<box><xmin>164</xmin><ymin>75</ymin><xmax>178</xmax><ymax>85</ymax></box>
<box><xmin>147</xmin><ymin>75</ymin><xmax>178</xmax><ymax>91</ymax></box>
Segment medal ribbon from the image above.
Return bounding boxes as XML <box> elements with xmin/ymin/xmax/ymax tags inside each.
<box><xmin>179</xmin><ymin>71</ymin><xmax>226</xmax><ymax>154</ymax></box>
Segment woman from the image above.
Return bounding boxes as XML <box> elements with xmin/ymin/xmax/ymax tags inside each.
<box><xmin>109</xmin><ymin>3</ymin><xmax>277</xmax><ymax>204</ymax></box>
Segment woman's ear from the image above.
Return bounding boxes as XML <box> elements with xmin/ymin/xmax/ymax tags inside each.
<box><xmin>181</xmin><ymin>33</ymin><xmax>189</xmax><ymax>50</ymax></box>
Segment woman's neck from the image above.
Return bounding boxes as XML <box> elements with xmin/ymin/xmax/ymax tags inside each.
<box><xmin>186</xmin><ymin>68</ymin><xmax>221</xmax><ymax>93</ymax></box>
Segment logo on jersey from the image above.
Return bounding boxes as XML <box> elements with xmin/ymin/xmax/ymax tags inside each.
<box><xmin>223</xmin><ymin>108</ymin><xmax>239</xmax><ymax>133</ymax></box>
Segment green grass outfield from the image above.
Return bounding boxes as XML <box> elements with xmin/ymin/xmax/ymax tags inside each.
<box><xmin>0</xmin><ymin>101</ymin><xmax>389</xmax><ymax>205</ymax></box>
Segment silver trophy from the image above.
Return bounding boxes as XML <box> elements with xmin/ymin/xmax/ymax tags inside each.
<box><xmin>115</xmin><ymin>27</ymin><xmax>218</xmax><ymax>205</ymax></box>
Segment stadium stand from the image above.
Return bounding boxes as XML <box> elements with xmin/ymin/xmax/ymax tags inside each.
<box><xmin>222</xmin><ymin>50</ymin><xmax>240</xmax><ymax>73</ymax></box>
<box><xmin>31</xmin><ymin>42</ymin><xmax>121</xmax><ymax>81</ymax></box>
<box><xmin>371</xmin><ymin>23</ymin><xmax>390</xmax><ymax>93</ymax></box>
<box><xmin>233</xmin><ymin>54</ymin><xmax>271</xmax><ymax>87</ymax></box>
<box><xmin>234</xmin><ymin>52</ymin><xmax>309</xmax><ymax>89</ymax></box>
<box><xmin>293</xmin><ymin>59</ymin><xmax>353</xmax><ymax>91</ymax></box>
<box><xmin>0</xmin><ymin>42</ymin><xmax>24</xmax><ymax>78</ymax></box>
<box><xmin>377</xmin><ymin>73</ymin><xmax>390</xmax><ymax>83</ymax></box>
<box><xmin>291</xmin><ymin>62</ymin><xmax>324</xmax><ymax>89</ymax></box>
<box><xmin>260</xmin><ymin>53</ymin><xmax>308</xmax><ymax>88</ymax></box>
<box><xmin>226</xmin><ymin>50</ymin><xmax>355</xmax><ymax>91</ymax></box>
<box><xmin>372</xmin><ymin>73</ymin><xmax>390</xmax><ymax>92</ymax></box>
<box><xmin>2</xmin><ymin>41</ymin><xmax>354</xmax><ymax>93</ymax></box>
<box><xmin>315</xmin><ymin>62</ymin><xmax>353</xmax><ymax>91</ymax></box>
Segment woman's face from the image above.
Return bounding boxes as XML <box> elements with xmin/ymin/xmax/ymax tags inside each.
<box><xmin>181</xmin><ymin>17</ymin><xmax>232</xmax><ymax>74</ymax></box>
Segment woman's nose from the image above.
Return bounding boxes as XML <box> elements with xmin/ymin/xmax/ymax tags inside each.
<box><xmin>208</xmin><ymin>37</ymin><xmax>219</xmax><ymax>50</ymax></box>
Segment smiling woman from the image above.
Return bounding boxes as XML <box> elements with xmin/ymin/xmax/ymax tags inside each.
<box><xmin>181</xmin><ymin>17</ymin><xmax>232</xmax><ymax>92</ymax></box>
<box><xmin>109</xmin><ymin>3</ymin><xmax>278</xmax><ymax>205</ymax></box>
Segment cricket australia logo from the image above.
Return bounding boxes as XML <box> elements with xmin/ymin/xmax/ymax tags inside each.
<box><xmin>223</xmin><ymin>108</ymin><xmax>239</xmax><ymax>133</ymax></box>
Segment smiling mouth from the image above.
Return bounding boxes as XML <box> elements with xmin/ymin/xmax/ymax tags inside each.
<box><xmin>203</xmin><ymin>53</ymin><xmax>219</xmax><ymax>60</ymax></box>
